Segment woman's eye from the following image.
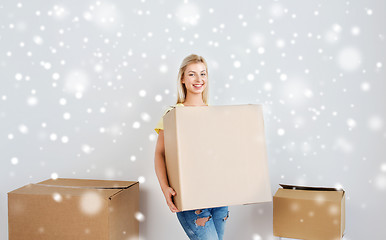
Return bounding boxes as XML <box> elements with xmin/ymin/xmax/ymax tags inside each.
<box><xmin>189</xmin><ymin>74</ymin><xmax>194</xmax><ymax>76</ymax></box>
<box><xmin>201</xmin><ymin>73</ymin><xmax>206</xmax><ymax>76</ymax></box>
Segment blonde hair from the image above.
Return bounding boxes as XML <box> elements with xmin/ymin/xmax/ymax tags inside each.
<box><xmin>176</xmin><ymin>54</ymin><xmax>209</xmax><ymax>104</ymax></box>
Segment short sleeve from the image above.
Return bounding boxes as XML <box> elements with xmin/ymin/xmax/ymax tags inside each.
<box><xmin>154</xmin><ymin>117</ymin><xmax>163</xmax><ymax>134</ymax></box>
<box><xmin>154</xmin><ymin>105</ymin><xmax>175</xmax><ymax>134</ymax></box>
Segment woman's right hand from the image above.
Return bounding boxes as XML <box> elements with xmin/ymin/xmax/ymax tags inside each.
<box><xmin>162</xmin><ymin>186</ymin><xmax>180</xmax><ymax>213</ymax></box>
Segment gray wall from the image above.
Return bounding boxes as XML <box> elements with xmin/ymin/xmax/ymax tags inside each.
<box><xmin>1</xmin><ymin>0</ymin><xmax>385</xmax><ymax>239</ymax></box>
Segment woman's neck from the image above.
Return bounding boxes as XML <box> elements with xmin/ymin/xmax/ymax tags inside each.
<box><xmin>183</xmin><ymin>103</ymin><xmax>207</xmax><ymax>106</ymax></box>
<box><xmin>183</xmin><ymin>94</ymin><xmax>206</xmax><ymax>106</ymax></box>
<box><xmin>182</xmin><ymin>101</ymin><xmax>207</xmax><ymax>106</ymax></box>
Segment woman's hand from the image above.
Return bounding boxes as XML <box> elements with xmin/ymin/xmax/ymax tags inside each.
<box><xmin>162</xmin><ymin>186</ymin><xmax>180</xmax><ymax>213</ymax></box>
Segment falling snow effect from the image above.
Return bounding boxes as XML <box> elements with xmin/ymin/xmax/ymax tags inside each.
<box><xmin>0</xmin><ymin>0</ymin><xmax>385</xmax><ymax>239</ymax></box>
<box><xmin>80</xmin><ymin>191</ymin><xmax>103</xmax><ymax>216</ymax></box>
<box><xmin>52</xmin><ymin>192</ymin><xmax>63</xmax><ymax>202</ymax></box>
<box><xmin>135</xmin><ymin>211</ymin><xmax>145</xmax><ymax>222</ymax></box>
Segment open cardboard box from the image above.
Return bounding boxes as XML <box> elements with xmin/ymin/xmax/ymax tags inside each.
<box><xmin>273</xmin><ymin>184</ymin><xmax>345</xmax><ymax>240</ymax></box>
<box><xmin>163</xmin><ymin>104</ymin><xmax>272</xmax><ymax>211</ymax></box>
<box><xmin>8</xmin><ymin>178</ymin><xmax>139</xmax><ymax>240</ymax></box>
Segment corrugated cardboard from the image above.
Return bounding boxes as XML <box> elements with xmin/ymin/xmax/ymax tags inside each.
<box><xmin>163</xmin><ymin>104</ymin><xmax>272</xmax><ymax>211</ymax></box>
<box><xmin>273</xmin><ymin>184</ymin><xmax>345</xmax><ymax>240</ymax></box>
<box><xmin>8</xmin><ymin>178</ymin><xmax>139</xmax><ymax>240</ymax></box>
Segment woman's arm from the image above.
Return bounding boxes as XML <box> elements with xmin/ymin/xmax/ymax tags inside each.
<box><xmin>154</xmin><ymin>129</ymin><xmax>180</xmax><ymax>212</ymax></box>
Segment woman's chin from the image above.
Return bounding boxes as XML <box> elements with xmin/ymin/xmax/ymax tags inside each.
<box><xmin>188</xmin><ymin>89</ymin><xmax>205</xmax><ymax>94</ymax></box>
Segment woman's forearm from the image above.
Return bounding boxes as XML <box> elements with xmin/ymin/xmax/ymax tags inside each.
<box><xmin>154</xmin><ymin>152</ymin><xmax>170</xmax><ymax>191</ymax></box>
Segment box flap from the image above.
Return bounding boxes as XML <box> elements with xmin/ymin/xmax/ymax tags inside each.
<box><xmin>8</xmin><ymin>183</ymin><xmax>119</xmax><ymax>199</ymax></box>
<box><xmin>8</xmin><ymin>179</ymin><xmax>139</xmax><ymax>200</ymax></box>
<box><xmin>280</xmin><ymin>184</ymin><xmax>344</xmax><ymax>192</ymax></box>
<box><xmin>37</xmin><ymin>178</ymin><xmax>138</xmax><ymax>189</ymax></box>
<box><xmin>275</xmin><ymin>184</ymin><xmax>345</xmax><ymax>202</ymax></box>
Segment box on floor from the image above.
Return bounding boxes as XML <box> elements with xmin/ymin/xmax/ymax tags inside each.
<box><xmin>273</xmin><ymin>184</ymin><xmax>345</xmax><ymax>240</ymax></box>
<box><xmin>8</xmin><ymin>178</ymin><xmax>139</xmax><ymax>240</ymax></box>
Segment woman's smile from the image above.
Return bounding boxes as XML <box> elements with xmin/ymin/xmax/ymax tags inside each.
<box><xmin>193</xmin><ymin>83</ymin><xmax>204</xmax><ymax>89</ymax></box>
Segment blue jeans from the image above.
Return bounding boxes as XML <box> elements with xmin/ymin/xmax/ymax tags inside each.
<box><xmin>176</xmin><ymin>206</ymin><xmax>229</xmax><ymax>240</ymax></box>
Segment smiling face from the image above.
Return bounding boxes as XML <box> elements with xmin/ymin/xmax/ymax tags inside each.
<box><xmin>181</xmin><ymin>62</ymin><xmax>207</xmax><ymax>95</ymax></box>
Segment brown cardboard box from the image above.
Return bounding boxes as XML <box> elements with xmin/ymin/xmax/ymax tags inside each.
<box><xmin>8</xmin><ymin>178</ymin><xmax>139</xmax><ymax>240</ymax></box>
<box><xmin>273</xmin><ymin>184</ymin><xmax>345</xmax><ymax>240</ymax></box>
<box><xmin>163</xmin><ymin>104</ymin><xmax>272</xmax><ymax>211</ymax></box>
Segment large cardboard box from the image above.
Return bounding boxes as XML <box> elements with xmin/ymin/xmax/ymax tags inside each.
<box><xmin>273</xmin><ymin>184</ymin><xmax>345</xmax><ymax>240</ymax></box>
<box><xmin>163</xmin><ymin>104</ymin><xmax>272</xmax><ymax>211</ymax></box>
<box><xmin>8</xmin><ymin>178</ymin><xmax>139</xmax><ymax>240</ymax></box>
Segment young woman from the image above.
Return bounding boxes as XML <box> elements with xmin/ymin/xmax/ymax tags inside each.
<box><xmin>154</xmin><ymin>54</ymin><xmax>229</xmax><ymax>240</ymax></box>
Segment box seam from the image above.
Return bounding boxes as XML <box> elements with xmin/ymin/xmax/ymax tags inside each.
<box><xmin>175</xmin><ymin>108</ymin><xmax>183</xmax><ymax>210</ymax></box>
